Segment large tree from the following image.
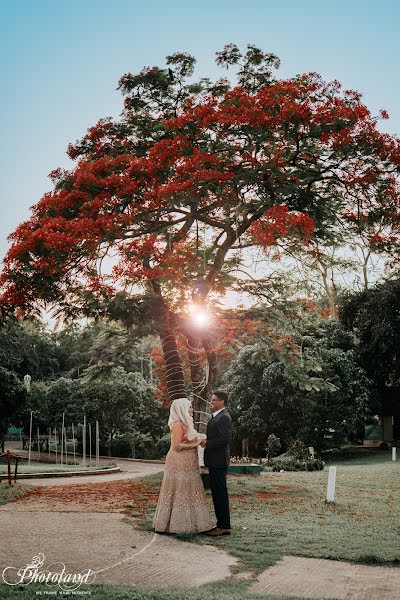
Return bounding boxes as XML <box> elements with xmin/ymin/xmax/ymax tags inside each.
<box><xmin>1</xmin><ymin>44</ymin><xmax>399</xmax><ymax>428</ymax></box>
<box><xmin>340</xmin><ymin>278</ymin><xmax>400</xmax><ymax>437</ymax></box>
<box><xmin>224</xmin><ymin>319</ymin><xmax>372</xmax><ymax>454</ymax></box>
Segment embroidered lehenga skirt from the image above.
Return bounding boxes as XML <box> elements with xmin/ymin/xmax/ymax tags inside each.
<box><xmin>153</xmin><ymin>446</ymin><xmax>213</xmax><ymax>533</ymax></box>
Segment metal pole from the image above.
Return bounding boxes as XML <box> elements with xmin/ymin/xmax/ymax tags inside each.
<box><xmin>28</xmin><ymin>411</ymin><xmax>33</xmax><ymax>466</ymax></box>
<box><xmin>83</xmin><ymin>416</ymin><xmax>86</xmax><ymax>467</ymax></box>
<box><xmin>60</xmin><ymin>413</ymin><xmax>65</xmax><ymax>465</ymax></box>
<box><xmin>64</xmin><ymin>426</ymin><xmax>67</xmax><ymax>464</ymax></box>
<box><xmin>89</xmin><ymin>423</ymin><xmax>92</xmax><ymax>465</ymax></box>
<box><xmin>37</xmin><ymin>426</ymin><xmax>40</xmax><ymax>460</ymax></box>
<box><xmin>7</xmin><ymin>450</ymin><xmax>12</xmax><ymax>485</ymax></box>
<box><xmin>72</xmin><ymin>424</ymin><xmax>76</xmax><ymax>465</ymax></box>
<box><xmin>96</xmin><ymin>420</ymin><xmax>99</xmax><ymax>466</ymax></box>
<box><xmin>54</xmin><ymin>428</ymin><xmax>58</xmax><ymax>463</ymax></box>
<box><xmin>48</xmin><ymin>428</ymin><xmax>51</xmax><ymax>457</ymax></box>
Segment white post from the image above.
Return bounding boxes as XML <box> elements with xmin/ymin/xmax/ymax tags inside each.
<box><xmin>28</xmin><ymin>411</ymin><xmax>33</xmax><ymax>465</ymax></box>
<box><xmin>326</xmin><ymin>466</ymin><xmax>337</xmax><ymax>503</ymax></box>
<box><xmin>83</xmin><ymin>417</ymin><xmax>86</xmax><ymax>467</ymax></box>
<box><xmin>392</xmin><ymin>447</ymin><xmax>397</xmax><ymax>461</ymax></box>
<box><xmin>96</xmin><ymin>420</ymin><xmax>99</xmax><ymax>466</ymax></box>
<box><xmin>60</xmin><ymin>414</ymin><xmax>65</xmax><ymax>465</ymax></box>
<box><xmin>48</xmin><ymin>428</ymin><xmax>51</xmax><ymax>457</ymax></box>
<box><xmin>54</xmin><ymin>428</ymin><xmax>58</xmax><ymax>463</ymax></box>
<box><xmin>72</xmin><ymin>424</ymin><xmax>76</xmax><ymax>465</ymax></box>
<box><xmin>89</xmin><ymin>423</ymin><xmax>92</xmax><ymax>465</ymax></box>
<box><xmin>37</xmin><ymin>426</ymin><xmax>40</xmax><ymax>460</ymax></box>
<box><xmin>64</xmin><ymin>426</ymin><xmax>67</xmax><ymax>463</ymax></box>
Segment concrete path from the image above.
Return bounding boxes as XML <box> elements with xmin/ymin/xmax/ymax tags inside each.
<box><xmin>0</xmin><ymin>511</ymin><xmax>238</xmax><ymax>587</ymax></box>
<box><xmin>250</xmin><ymin>556</ymin><xmax>400</xmax><ymax>599</ymax></box>
<box><xmin>0</xmin><ymin>460</ymin><xmax>238</xmax><ymax>588</ymax></box>
<box><xmin>10</xmin><ymin>455</ymin><xmax>164</xmax><ymax>486</ymax></box>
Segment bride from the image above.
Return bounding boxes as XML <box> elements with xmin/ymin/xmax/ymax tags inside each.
<box><xmin>153</xmin><ymin>397</ymin><xmax>213</xmax><ymax>534</ymax></box>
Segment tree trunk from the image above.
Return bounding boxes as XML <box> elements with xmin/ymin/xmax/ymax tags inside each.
<box><xmin>152</xmin><ymin>283</ymin><xmax>187</xmax><ymax>401</ymax></box>
<box><xmin>242</xmin><ymin>438</ymin><xmax>249</xmax><ymax>457</ymax></box>
<box><xmin>187</xmin><ymin>334</ymin><xmax>208</xmax><ymax>434</ymax></box>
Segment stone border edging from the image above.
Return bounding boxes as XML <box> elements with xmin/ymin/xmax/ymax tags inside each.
<box><xmin>11</xmin><ymin>467</ymin><xmax>121</xmax><ymax>480</ymax></box>
<box><xmin>12</xmin><ymin>449</ymin><xmax>166</xmax><ymax>465</ymax></box>
<box><xmin>66</xmin><ymin>452</ymin><xmax>166</xmax><ymax>465</ymax></box>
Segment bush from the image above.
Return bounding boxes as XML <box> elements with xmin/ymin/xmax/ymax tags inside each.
<box><xmin>288</xmin><ymin>438</ymin><xmax>308</xmax><ymax>461</ymax></box>
<box><xmin>272</xmin><ymin>457</ymin><xmax>324</xmax><ymax>472</ymax></box>
<box><xmin>266</xmin><ymin>433</ymin><xmax>281</xmax><ymax>460</ymax></box>
<box><xmin>110</xmin><ymin>438</ymin><xmax>132</xmax><ymax>458</ymax></box>
<box><xmin>156</xmin><ymin>433</ymin><xmax>171</xmax><ymax>457</ymax></box>
<box><xmin>135</xmin><ymin>445</ymin><xmax>161</xmax><ymax>460</ymax></box>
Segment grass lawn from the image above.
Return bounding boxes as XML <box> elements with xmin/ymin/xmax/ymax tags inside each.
<box><xmin>0</xmin><ymin>460</ymin><xmax>116</xmax><ymax>475</ymax></box>
<box><xmin>123</xmin><ymin>447</ymin><xmax>400</xmax><ymax>574</ymax></box>
<box><xmin>0</xmin><ymin>482</ymin><xmax>31</xmax><ymax>505</ymax></box>
<box><xmin>0</xmin><ymin>581</ymin><xmax>342</xmax><ymax>600</ymax></box>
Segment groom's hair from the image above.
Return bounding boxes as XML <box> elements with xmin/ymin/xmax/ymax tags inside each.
<box><xmin>213</xmin><ymin>390</ymin><xmax>228</xmax><ymax>404</ymax></box>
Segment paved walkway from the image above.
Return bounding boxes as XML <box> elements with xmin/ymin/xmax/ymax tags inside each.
<box><xmin>0</xmin><ymin>457</ymin><xmax>238</xmax><ymax>588</ymax></box>
<box><xmin>0</xmin><ymin>512</ymin><xmax>238</xmax><ymax>587</ymax></box>
<box><xmin>6</xmin><ymin>450</ymin><xmax>165</xmax><ymax>486</ymax></box>
<box><xmin>250</xmin><ymin>556</ymin><xmax>400</xmax><ymax>599</ymax></box>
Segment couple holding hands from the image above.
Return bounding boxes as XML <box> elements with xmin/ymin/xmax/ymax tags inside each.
<box><xmin>153</xmin><ymin>390</ymin><xmax>232</xmax><ymax>537</ymax></box>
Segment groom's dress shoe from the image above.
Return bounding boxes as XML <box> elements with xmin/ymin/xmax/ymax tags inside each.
<box><xmin>202</xmin><ymin>526</ymin><xmax>217</xmax><ymax>534</ymax></box>
<box><xmin>206</xmin><ymin>527</ymin><xmax>231</xmax><ymax>536</ymax></box>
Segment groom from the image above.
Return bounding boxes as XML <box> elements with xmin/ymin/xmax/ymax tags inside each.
<box><xmin>201</xmin><ymin>390</ymin><xmax>232</xmax><ymax>536</ymax></box>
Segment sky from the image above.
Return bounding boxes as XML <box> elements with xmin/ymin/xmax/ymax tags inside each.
<box><xmin>1</xmin><ymin>0</ymin><xmax>400</xmax><ymax>264</ymax></box>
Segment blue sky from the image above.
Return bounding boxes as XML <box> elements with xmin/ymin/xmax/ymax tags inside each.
<box><xmin>1</xmin><ymin>0</ymin><xmax>400</xmax><ymax>262</ymax></box>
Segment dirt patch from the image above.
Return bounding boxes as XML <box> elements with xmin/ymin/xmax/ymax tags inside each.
<box><xmin>6</xmin><ymin>480</ymin><xmax>159</xmax><ymax>513</ymax></box>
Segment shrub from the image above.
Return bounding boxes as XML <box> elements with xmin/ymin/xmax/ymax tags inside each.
<box><xmin>288</xmin><ymin>438</ymin><xmax>308</xmax><ymax>461</ymax></box>
<box><xmin>266</xmin><ymin>433</ymin><xmax>281</xmax><ymax>460</ymax></box>
<box><xmin>272</xmin><ymin>457</ymin><xmax>324</xmax><ymax>472</ymax></box>
<box><xmin>156</xmin><ymin>433</ymin><xmax>171</xmax><ymax>457</ymax></box>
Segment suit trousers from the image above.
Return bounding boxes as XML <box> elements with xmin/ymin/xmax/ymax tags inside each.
<box><xmin>208</xmin><ymin>467</ymin><xmax>231</xmax><ymax>529</ymax></box>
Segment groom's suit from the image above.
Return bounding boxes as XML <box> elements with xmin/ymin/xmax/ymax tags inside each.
<box><xmin>204</xmin><ymin>408</ymin><xmax>232</xmax><ymax>529</ymax></box>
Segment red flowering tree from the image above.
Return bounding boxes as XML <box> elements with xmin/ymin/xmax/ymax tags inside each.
<box><xmin>1</xmin><ymin>44</ymin><xmax>399</xmax><ymax>427</ymax></box>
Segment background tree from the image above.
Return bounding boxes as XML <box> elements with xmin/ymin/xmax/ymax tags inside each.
<box><xmin>224</xmin><ymin>318</ymin><xmax>372</xmax><ymax>454</ymax></box>
<box><xmin>340</xmin><ymin>278</ymin><xmax>400</xmax><ymax>438</ymax></box>
<box><xmin>0</xmin><ymin>367</ymin><xmax>27</xmax><ymax>450</ymax></box>
<box><xmin>1</xmin><ymin>43</ymin><xmax>399</xmax><ymax>429</ymax></box>
<box><xmin>81</xmin><ymin>366</ymin><xmax>161</xmax><ymax>456</ymax></box>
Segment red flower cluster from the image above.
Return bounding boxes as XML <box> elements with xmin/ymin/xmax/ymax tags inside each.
<box><xmin>248</xmin><ymin>205</ymin><xmax>315</xmax><ymax>247</ymax></box>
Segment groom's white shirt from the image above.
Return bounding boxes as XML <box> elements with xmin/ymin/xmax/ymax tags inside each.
<box><xmin>212</xmin><ymin>408</ymin><xmax>224</xmax><ymax>418</ymax></box>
